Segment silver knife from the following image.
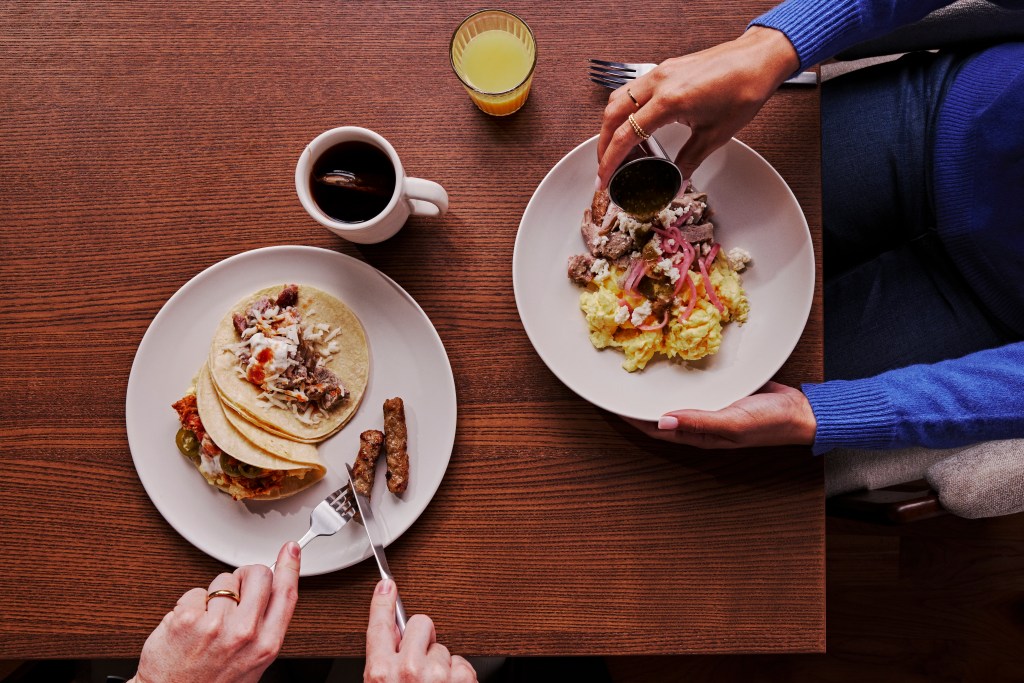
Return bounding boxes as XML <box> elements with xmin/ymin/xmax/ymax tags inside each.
<box><xmin>345</xmin><ymin>464</ymin><xmax>408</xmax><ymax>635</ymax></box>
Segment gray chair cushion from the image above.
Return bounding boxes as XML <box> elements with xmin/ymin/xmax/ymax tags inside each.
<box><xmin>838</xmin><ymin>0</ymin><xmax>1024</xmax><ymax>60</ymax></box>
<box><xmin>826</xmin><ymin>447</ymin><xmax>957</xmax><ymax>497</ymax></box>
<box><xmin>926</xmin><ymin>440</ymin><xmax>1024</xmax><ymax>519</ymax></box>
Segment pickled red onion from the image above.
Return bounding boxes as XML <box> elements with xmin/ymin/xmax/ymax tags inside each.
<box><xmin>669</xmin><ymin>208</ymin><xmax>693</xmax><ymax>229</ymax></box>
<box><xmin>704</xmin><ymin>242</ymin><xmax>720</xmax><ymax>270</ymax></box>
<box><xmin>698</xmin><ymin>257</ymin><xmax>724</xmax><ymax>314</ymax></box>
<box><xmin>679</xmin><ymin>273</ymin><xmax>698</xmax><ymax>321</ymax></box>
<box><xmin>673</xmin><ymin>250</ymin><xmax>695</xmax><ymax>295</ymax></box>
<box><xmin>681</xmin><ymin>239</ymin><xmax>696</xmax><ymax>264</ymax></box>
<box><xmin>624</xmin><ymin>259</ymin><xmax>645</xmax><ymax>293</ymax></box>
<box><xmin>638</xmin><ymin>310</ymin><xmax>669</xmax><ymax>331</ymax></box>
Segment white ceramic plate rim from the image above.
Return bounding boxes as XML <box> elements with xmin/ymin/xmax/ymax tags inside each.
<box><xmin>513</xmin><ymin>126</ymin><xmax>814</xmax><ymax>421</ymax></box>
<box><xmin>126</xmin><ymin>246</ymin><xmax>456</xmax><ymax>576</ymax></box>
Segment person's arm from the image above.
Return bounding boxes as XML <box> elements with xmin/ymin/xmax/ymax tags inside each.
<box><xmin>635</xmin><ymin>343</ymin><xmax>1024</xmax><ymax>453</ymax></box>
<box><xmin>804</xmin><ymin>341</ymin><xmax>1024</xmax><ymax>454</ymax></box>
<box><xmin>750</xmin><ymin>0</ymin><xmax>953</xmax><ymax>72</ymax></box>
<box><xmin>597</xmin><ymin>0</ymin><xmax>965</xmax><ymax>183</ymax></box>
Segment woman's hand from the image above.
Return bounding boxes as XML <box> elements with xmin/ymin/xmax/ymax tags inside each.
<box><xmin>627</xmin><ymin>381</ymin><xmax>816</xmax><ymax>449</ymax></box>
<box><xmin>597</xmin><ymin>26</ymin><xmax>799</xmax><ymax>185</ymax></box>
<box><xmin>130</xmin><ymin>542</ymin><xmax>301</xmax><ymax>683</ymax></box>
<box><xmin>364</xmin><ymin>579</ymin><xmax>477</xmax><ymax>683</ymax></box>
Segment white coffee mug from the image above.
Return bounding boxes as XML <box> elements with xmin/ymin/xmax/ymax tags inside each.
<box><xmin>295</xmin><ymin>127</ymin><xmax>448</xmax><ymax>244</ymax></box>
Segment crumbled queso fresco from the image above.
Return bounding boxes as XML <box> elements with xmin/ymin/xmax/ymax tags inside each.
<box><xmin>630</xmin><ymin>300</ymin><xmax>653</xmax><ymax>327</ymax></box>
<box><xmin>590</xmin><ymin>258</ymin><xmax>612</xmax><ymax>283</ymax></box>
<box><xmin>726</xmin><ymin>247</ymin><xmax>752</xmax><ymax>272</ymax></box>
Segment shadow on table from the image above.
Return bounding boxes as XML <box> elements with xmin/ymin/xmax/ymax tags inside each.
<box><xmin>0</xmin><ymin>656</ymin><xmax>612</xmax><ymax>682</ymax></box>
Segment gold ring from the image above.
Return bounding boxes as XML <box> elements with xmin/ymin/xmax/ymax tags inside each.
<box><xmin>206</xmin><ymin>589</ymin><xmax>240</xmax><ymax>605</ymax></box>
<box><xmin>627</xmin><ymin>88</ymin><xmax>641</xmax><ymax>109</ymax></box>
<box><xmin>628</xmin><ymin>113</ymin><xmax>651</xmax><ymax>141</ymax></box>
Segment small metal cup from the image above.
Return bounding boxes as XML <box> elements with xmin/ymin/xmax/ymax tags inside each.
<box><xmin>608</xmin><ymin>136</ymin><xmax>682</xmax><ymax>221</ymax></box>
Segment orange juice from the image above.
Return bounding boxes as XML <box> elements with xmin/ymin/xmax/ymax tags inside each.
<box><xmin>461</xmin><ymin>30</ymin><xmax>532</xmax><ymax>93</ymax></box>
<box><xmin>451</xmin><ymin>10</ymin><xmax>536</xmax><ymax>116</ymax></box>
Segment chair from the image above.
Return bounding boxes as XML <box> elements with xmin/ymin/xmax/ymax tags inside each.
<box><xmin>826</xmin><ymin>440</ymin><xmax>1024</xmax><ymax>523</ymax></box>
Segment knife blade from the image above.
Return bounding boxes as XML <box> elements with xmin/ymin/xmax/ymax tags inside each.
<box><xmin>346</xmin><ymin>464</ymin><xmax>407</xmax><ymax>634</ymax></box>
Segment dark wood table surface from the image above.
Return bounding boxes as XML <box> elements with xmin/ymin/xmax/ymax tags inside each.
<box><xmin>0</xmin><ymin>1</ymin><xmax>823</xmax><ymax>659</ymax></box>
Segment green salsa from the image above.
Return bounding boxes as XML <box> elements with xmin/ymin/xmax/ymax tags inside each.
<box><xmin>609</xmin><ymin>157</ymin><xmax>681</xmax><ymax>221</ymax></box>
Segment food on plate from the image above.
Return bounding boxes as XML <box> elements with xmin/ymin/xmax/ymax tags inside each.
<box><xmin>352</xmin><ymin>429</ymin><xmax>384</xmax><ymax>498</ymax></box>
<box><xmin>383</xmin><ymin>397</ymin><xmax>409</xmax><ymax>494</ymax></box>
<box><xmin>171</xmin><ymin>365</ymin><xmax>326</xmax><ymax>501</ymax></box>
<box><xmin>208</xmin><ymin>283</ymin><xmax>369</xmax><ymax>444</ymax></box>
<box><xmin>567</xmin><ymin>184</ymin><xmax>751</xmax><ymax>372</ymax></box>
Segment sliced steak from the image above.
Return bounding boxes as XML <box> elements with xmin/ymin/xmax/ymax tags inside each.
<box><xmin>251</xmin><ymin>297</ymin><xmax>272</xmax><ymax>317</ymax></box>
<box><xmin>307</xmin><ymin>366</ymin><xmax>347</xmax><ymax>411</ymax></box>
<box><xmin>280</xmin><ymin>362</ymin><xmax>307</xmax><ymax>390</ymax></box>
<box><xmin>678</xmin><ymin>221</ymin><xmax>714</xmax><ymax>244</ymax></box>
<box><xmin>651</xmin><ymin>292</ymin><xmax>674</xmax><ymax>321</ymax></box>
<box><xmin>600</xmin><ymin>231</ymin><xmax>634</xmax><ymax>259</ymax></box>
<box><xmin>581</xmin><ymin>213</ymin><xmax>605</xmax><ymax>256</ymax></box>
<box><xmin>567</xmin><ymin>254</ymin><xmax>596</xmax><ymax>286</ymax></box>
<box><xmin>297</xmin><ymin>339</ymin><xmax>318</xmax><ymax>373</ymax></box>
<box><xmin>591</xmin><ymin>189</ymin><xmax>610</xmax><ymax>226</ymax></box>
<box><xmin>232</xmin><ymin>312</ymin><xmax>248</xmax><ymax>336</ymax></box>
<box><xmin>276</xmin><ymin>284</ymin><xmax>299</xmax><ymax>308</ymax></box>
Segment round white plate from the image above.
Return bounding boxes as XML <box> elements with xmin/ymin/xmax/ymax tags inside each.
<box><xmin>126</xmin><ymin>246</ymin><xmax>456</xmax><ymax>576</ymax></box>
<box><xmin>513</xmin><ymin>124</ymin><xmax>814</xmax><ymax>420</ymax></box>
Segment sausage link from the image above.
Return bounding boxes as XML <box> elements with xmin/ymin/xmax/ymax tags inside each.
<box><xmin>383</xmin><ymin>397</ymin><xmax>408</xmax><ymax>494</ymax></box>
<box><xmin>352</xmin><ymin>430</ymin><xmax>384</xmax><ymax>498</ymax></box>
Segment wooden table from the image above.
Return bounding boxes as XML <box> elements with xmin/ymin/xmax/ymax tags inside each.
<box><xmin>0</xmin><ymin>1</ymin><xmax>823</xmax><ymax>659</ymax></box>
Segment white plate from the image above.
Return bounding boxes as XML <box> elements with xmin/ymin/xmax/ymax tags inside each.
<box><xmin>126</xmin><ymin>246</ymin><xmax>456</xmax><ymax>576</ymax></box>
<box><xmin>513</xmin><ymin>124</ymin><xmax>814</xmax><ymax>420</ymax></box>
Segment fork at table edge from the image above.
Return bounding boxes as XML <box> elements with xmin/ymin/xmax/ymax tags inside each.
<box><xmin>590</xmin><ymin>59</ymin><xmax>818</xmax><ymax>88</ymax></box>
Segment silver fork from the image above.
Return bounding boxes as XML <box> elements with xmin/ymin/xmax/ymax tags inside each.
<box><xmin>589</xmin><ymin>58</ymin><xmax>818</xmax><ymax>89</ymax></box>
<box><xmin>271</xmin><ymin>483</ymin><xmax>357</xmax><ymax>570</ymax></box>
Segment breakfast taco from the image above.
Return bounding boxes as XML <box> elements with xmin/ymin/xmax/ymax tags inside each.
<box><xmin>207</xmin><ymin>284</ymin><xmax>369</xmax><ymax>443</ymax></box>
<box><xmin>171</xmin><ymin>365</ymin><xmax>326</xmax><ymax>501</ymax></box>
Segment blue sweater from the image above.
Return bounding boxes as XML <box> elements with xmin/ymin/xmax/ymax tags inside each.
<box><xmin>752</xmin><ymin>0</ymin><xmax>1024</xmax><ymax>454</ymax></box>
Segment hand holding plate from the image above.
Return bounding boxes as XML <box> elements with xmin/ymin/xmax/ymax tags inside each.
<box><xmin>626</xmin><ymin>381</ymin><xmax>817</xmax><ymax>449</ymax></box>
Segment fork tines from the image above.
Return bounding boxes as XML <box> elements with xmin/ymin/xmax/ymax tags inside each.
<box><xmin>589</xmin><ymin>59</ymin><xmax>634</xmax><ymax>70</ymax></box>
<box><xmin>328</xmin><ymin>484</ymin><xmax>357</xmax><ymax>520</ymax></box>
<box><xmin>589</xmin><ymin>59</ymin><xmax>635</xmax><ymax>90</ymax></box>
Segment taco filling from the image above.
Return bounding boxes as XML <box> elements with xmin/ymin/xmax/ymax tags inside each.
<box><xmin>225</xmin><ymin>284</ymin><xmax>348</xmax><ymax>425</ymax></box>
<box><xmin>172</xmin><ymin>392</ymin><xmax>304</xmax><ymax>501</ymax></box>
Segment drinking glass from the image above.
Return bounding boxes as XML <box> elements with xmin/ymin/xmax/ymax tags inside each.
<box><xmin>450</xmin><ymin>10</ymin><xmax>536</xmax><ymax>116</ymax></box>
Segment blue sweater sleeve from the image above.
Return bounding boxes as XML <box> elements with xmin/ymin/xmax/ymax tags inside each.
<box><xmin>803</xmin><ymin>342</ymin><xmax>1024</xmax><ymax>455</ymax></box>
<box><xmin>750</xmin><ymin>0</ymin><xmax>955</xmax><ymax>69</ymax></box>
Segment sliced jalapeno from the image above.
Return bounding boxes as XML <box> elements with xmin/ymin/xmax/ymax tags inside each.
<box><xmin>175</xmin><ymin>428</ymin><xmax>201</xmax><ymax>465</ymax></box>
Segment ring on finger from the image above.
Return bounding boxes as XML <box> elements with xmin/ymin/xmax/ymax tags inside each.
<box><xmin>627</xmin><ymin>88</ymin><xmax>641</xmax><ymax>109</ymax></box>
<box><xmin>627</xmin><ymin>113</ymin><xmax>651</xmax><ymax>141</ymax></box>
<box><xmin>206</xmin><ymin>589</ymin><xmax>240</xmax><ymax>605</ymax></box>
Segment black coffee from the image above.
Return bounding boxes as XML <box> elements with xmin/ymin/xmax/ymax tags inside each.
<box><xmin>310</xmin><ymin>140</ymin><xmax>396</xmax><ymax>223</ymax></box>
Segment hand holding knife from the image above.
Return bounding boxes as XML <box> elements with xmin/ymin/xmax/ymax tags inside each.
<box><xmin>346</xmin><ymin>463</ymin><xmax>408</xmax><ymax>634</ymax></box>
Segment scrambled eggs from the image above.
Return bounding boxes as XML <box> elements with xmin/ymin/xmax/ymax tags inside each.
<box><xmin>580</xmin><ymin>258</ymin><xmax>749</xmax><ymax>372</ymax></box>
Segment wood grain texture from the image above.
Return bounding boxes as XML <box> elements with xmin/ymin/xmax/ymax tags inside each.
<box><xmin>0</xmin><ymin>1</ymin><xmax>823</xmax><ymax>658</ymax></box>
<box><xmin>606</xmin><ymin>513</ymin><xmax>1024</xmax><ymax>681</ymax></box>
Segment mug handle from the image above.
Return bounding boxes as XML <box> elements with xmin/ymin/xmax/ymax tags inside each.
<box><xmin>404</xmin><ymin>177</ymin><xmax>449</xmax><ymax>217</ymax></box>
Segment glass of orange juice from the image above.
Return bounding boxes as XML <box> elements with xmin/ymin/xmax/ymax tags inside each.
<box><xmin>450</xmin><ymin>9</ymin><xmax>537</xmax><ymax>116</ymax></box>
